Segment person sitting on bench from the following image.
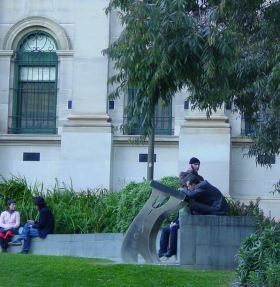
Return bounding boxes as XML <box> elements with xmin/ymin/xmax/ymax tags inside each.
<box><xmin>10</xmin><ymin>196</ymin><xmax>54</xmax><ymax>253</ymax></box>
<box><xmin>0</xmin><ymin>199</ymin><xmax>20</xmax><ymax>252</ymax></box>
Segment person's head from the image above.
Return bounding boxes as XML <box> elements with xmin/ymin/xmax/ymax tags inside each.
<box><xmin>189</xmin><ymin>157</ymin><xmax>200</xmax><ymax>172</ymax></box>
<box><xmin>7</xmin><ymin>199</ymin><xmax>16</xmax><ymax>212</ymax></box>
<box><xmin>186</xmin><ymin>175</ymin><xmax>201</xmax><ymax>191</ymax></box>
<box><xmin>34</xmin><ymin>196</ymin><xmax>46</xmax><ymax>210</ymax></box>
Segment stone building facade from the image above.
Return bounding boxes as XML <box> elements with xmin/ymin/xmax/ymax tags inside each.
<box><xmin>0</xmin><ymin>1</ymin><xmax>279</xmax><ymax>217</ymax></box>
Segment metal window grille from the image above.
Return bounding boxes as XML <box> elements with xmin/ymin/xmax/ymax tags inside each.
<box><xmin>124</xmin><ymin>88</ymin><xmax>173</xmax><ymax>135</ymax></box>
<box><xmin>9</xmin><ymin>32</ymin><xmax>58</xmax><ymax>134</ymax></box>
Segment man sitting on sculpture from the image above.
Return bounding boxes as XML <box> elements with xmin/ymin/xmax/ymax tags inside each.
<box><xmin>158</xmin><ymin>174</ymin><xmax>229</xmax><ymax>259</ymax></box>
<box><xmin>183</xmin><ymin>175</ymin><xmax>229</xmax><ymax>216</ymax></box>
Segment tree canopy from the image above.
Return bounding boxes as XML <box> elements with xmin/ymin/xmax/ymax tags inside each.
<box><xmin>105</xmin><ymin>0</ymin><xmax>280</xmax><ymax>165</ymax></box>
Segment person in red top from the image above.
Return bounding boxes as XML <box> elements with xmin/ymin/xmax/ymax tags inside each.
<box><xmin>0</xmin><ymin>199</ymin><xmax>20</xmax><ymax>252</ymax></box>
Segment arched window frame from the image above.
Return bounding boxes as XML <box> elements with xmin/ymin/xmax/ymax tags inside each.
<box><xmin>10</xmin><ymin>31</ymin><xmax>58</xmax><ymax>134</ymax></box>
<box><xmin>2</xmin><ymin>16</ymin><xmax>72</xmax><ymax>135</ymax></box>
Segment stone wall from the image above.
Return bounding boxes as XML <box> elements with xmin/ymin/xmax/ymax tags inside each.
<box><xmin>179</xmin><ymin>214</ymin><xmax>256</xmax><ymax>270</ymax></box>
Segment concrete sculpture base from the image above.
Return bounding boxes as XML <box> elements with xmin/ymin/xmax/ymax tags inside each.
<box><xmin>180</xmin><ymin>214</ymin><xmax>256</xmax><ymax>269</ymax></box>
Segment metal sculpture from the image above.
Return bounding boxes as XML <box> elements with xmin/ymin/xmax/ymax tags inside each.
<box><xmin>121</xmin><ymin>180</ymin><xmax>187</xmax><ymax>263</ymax></box>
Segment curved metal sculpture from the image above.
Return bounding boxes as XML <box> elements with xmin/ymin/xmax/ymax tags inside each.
<box><xmin>121</xmin><ymin>180</ymin><xmax>187</xmax><ymax>263</ymax></box>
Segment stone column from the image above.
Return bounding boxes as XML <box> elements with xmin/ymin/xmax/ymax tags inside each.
<box><xmin>59</xmin><ymin>1</ymin><xmax>112</xmax><ymax>190</ymax></box>
<box><xmin>56</xmin><ymin>51</ymin><xmax>74</xmax><ymax>134</ymax></box>
<box><xmin>179</xmin><ymin>110</ymin><xmax>231</xmax><ymax>194</ymax></box>
<box><xmin>0</xmin><ymin>50</ymin><xmax>13</xmax><ymax>134</ymax></box>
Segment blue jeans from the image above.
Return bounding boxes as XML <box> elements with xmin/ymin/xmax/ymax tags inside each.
<box><xmin>20</xmin><ymin>223</ymin><xmax>39</xmax><ymax>252</ymax></box>
<box><xmin>159</xmin><ymin>223</ymin><xmax>179</xmax><ymax>256</ymax></box>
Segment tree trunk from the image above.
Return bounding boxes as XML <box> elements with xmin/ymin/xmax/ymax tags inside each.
<box><xmin>147</xmin><ymin>117</ymin><xmax>155</xmax><ymax>181</ymax></box>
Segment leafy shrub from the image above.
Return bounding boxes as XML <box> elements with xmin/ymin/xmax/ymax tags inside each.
<box><xmin>115</xmin><ymin>176</ymin><xmax>180</xmax><ymax>232</ymax></box>
<box><xmin>0</xmin><ymin>176</ymin><xmax>42</xmax><ymax>224</ymax></box>
<box><xmin>0</xmin><ymin>175</ymin><xmax>265</xmax><ymax>236</ymax></box>
<box><xmin>236</xmin><ymin>220</ymin><xmax>280</xmax><ymax>287</ymax></box>
<box><xmin>226</xmin><ymin>197</ymin><xmax>263</xmax><ymax>217</ymax></box>
<box><xmin>44</xmin><ymin>183</ymin><xmax>119</xmax><ymax>234</ymax></box>
<box><xmin>0</xmin><ymin>175</ymin><xmax>179</xmax><ymax>234</ymax></box>
<box><xmin>265</xmin><ymin>264</ymin><xmax>280</xmax><ymax>287</ymax></box>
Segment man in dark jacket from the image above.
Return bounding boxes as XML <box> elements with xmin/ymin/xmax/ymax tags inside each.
<box><xmin>158</xmin><ymin>157</ymin><xmax>205</xmax><ymax>259</ymax></box>
<box><xmin>158</xmin><ymin>173</ymin><xmax>229</xmax><ymax>259</ymax></box>
<box><xmin>184</xmin><ymin>175</ymin><xmax>229</xmax><ymax>215</ymax></box>
<box><xmin>10</xmin><ymin>196</ymin><xmax>54</xmax><ymax>253</ymax></box>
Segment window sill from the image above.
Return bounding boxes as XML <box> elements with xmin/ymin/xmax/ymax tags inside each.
<box><xmin>0</xmin><ymin>134</ymin><xmax>61</xmax><ymax>144</ymax></box>
<box><xmin>113</xmin><ymin>135</ymin><xmax>179</xmax><ymax>146</ymax></box>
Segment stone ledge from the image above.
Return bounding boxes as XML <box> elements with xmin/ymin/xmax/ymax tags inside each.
<box><xmin>0</xmin><ymin>50</ymin><xmax>14</xmax><ymax>57</ymax></box>
<box><xmin>8</xmin><ymin>233</ymin><xmax>124</xmax><ymax>262</ymax></box>
<box><xmin>182</xmin><ymin>116</ymin><xmax>230</xmax><ymax>128</ymax></box>
<box><xmin>113</xmin><ymin>135</ymin><xmax>179</xmax><ymax>146</ymax></box>
<box><xmin>180</xmin><ymin>215</ymin><xmax>256</xmax><ymax>227</ymax></box>
<box><xmin>64</xmin><ymin>114</ymin><xmax>112</xmax><ymax>128</ymax></box>
<box><xmin>0</xmin><ymin>134</ymin><xmax>61</xmax><ymax>144</ymax></box>
<box><xmin>231</xmin><ymin>136</ymin><xmax>253</xmax><ymax>144</ymax></box>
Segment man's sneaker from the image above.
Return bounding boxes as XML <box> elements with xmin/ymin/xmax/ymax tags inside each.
<box><xmin>19</xmin><ymin>250</ymin><xmax>28</xmax><ymax>254</ymax></box>
<box><xmin>164</xmin><ymin>252</ymin><xmax>176</xmax><ymax>258</ymax></box>
<box><xmin>158</xmin><ymin>252</ymin><xmax>166</xmax><ymax>258</ymax></box>
<box><xmin>8</xmin><ymin>239</ymin><xmax>22</xmax><ymax>246</ymax></box>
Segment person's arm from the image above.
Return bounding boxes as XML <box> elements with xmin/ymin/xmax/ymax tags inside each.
<box><xmin>0</xmin><ymin>212</ymin><xmax>5</xmax><ymax>228</ymax></box>
<box><xmin>14</xmin><ymin>211</ymin><xmax>20</xmax><ymax>228</ymax></box>
<box><xmin>0</xmin><ymin>212</ymin><xmax>9</xmax><ymax>229</ymax></box>
<box><xmin>32</xmin><ymin>209</ymin><xmax>48</xmax><ymax>229</ymax></box>
<box><xmin>184</xmin><ymin>185</ymin><xmax>206</xmax><ymax>201</ymax></box>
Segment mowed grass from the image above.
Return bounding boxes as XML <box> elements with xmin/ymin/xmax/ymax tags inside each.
<box><xmin>0</xmin><ymin>254</ymin><xmax>234</xmax><ymax>287</ymax></box>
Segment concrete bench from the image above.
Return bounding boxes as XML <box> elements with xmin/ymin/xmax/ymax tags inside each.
<box><xmin>5</xmin><ymin>215</ymin><xmax>256</xmax><ymax>269</ymax></box>
<box><xmin>8</xmin><ymin>232</ymin><xmax>177</xmax><ymax>263</ymax></box>
<box><xmin>8</xmin><ymin>233</ymin><xmax>124</xmax><ymax>262</ymax></box>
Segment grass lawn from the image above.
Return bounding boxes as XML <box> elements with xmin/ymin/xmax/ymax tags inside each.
<box><xmin>0</xmin><ymin>254</ymin><xmax>234</xmax><ymax>287</ymax></box>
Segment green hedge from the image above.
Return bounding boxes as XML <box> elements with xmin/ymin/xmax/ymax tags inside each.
<box><xmin>0</xmin><ymin>176</ymin><xmax>262</xmax><ymax>235</ymax></box>
<box><xmin>0</xmin><ymin>176</ymin><xmax>179</xmax><ymax>234</ymax></box>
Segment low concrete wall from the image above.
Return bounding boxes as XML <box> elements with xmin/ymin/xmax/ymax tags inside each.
<box><xmin>179</xmin><ymin>214</ymin><xmax>256</xmax><ymax>269</ymax></box>
<box><xmin>9</xmin><ymin>233</ymin><xmax>124</xmax><ymax>262</ymax></box>
<box><xmin>6</xmin><ymin>216</ymin><xmax>255</xmax><ymax>268</ymax></box>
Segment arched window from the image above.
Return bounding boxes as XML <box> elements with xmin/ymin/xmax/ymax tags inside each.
<box><xmin>10</xmin><ymin>32</ymin><xmax>58</xmax><ymax>134</ymax></box>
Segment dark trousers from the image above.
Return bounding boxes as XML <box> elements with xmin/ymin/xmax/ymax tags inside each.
<box><xmin>0</xmin><ymin>227</ymin><xmax>18</xmax><ymax>251</ymax></box>
<box><xmin>159</xmin><ymin>224</ymin><xmax>179</xmax><ymax>256</ymax></box>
